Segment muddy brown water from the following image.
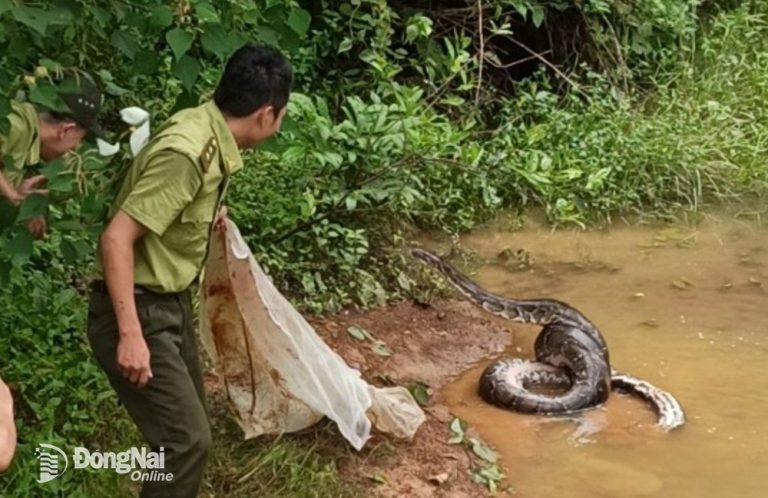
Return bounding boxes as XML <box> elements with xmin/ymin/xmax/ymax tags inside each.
<box><xmin>441</xmin><ymin>215</ymin><xmax>768</xmax><ymax>498</ymax></box>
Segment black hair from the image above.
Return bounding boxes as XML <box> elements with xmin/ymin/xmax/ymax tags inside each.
<box><xmin>39</xmin><ymin>111</ymin><xmax>78</xmax><ymax>125</ymax></box>
<box><xmin>214</xmin><ymin>44</ymin><xmax>293</xmax><ymax>118</ymax></box>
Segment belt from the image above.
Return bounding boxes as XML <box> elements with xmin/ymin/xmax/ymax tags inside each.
<box><xmin>91</xmin><ymin>280</ymin><xmax>152</xmax><ymax>295</ymax></box>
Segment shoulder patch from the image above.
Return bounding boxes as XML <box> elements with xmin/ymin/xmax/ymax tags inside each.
<box><xmin>199</xmin><ymin>137</ymin><xmax>218</xmax><ymax>173</ymax></box>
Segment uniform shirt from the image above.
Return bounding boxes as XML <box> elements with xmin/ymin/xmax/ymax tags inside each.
<box><xmin>95</xmin><ymin>101</ymin><xmax>243</xmax><ymax>293</ymax></box>
<box><xmin>0</xmin><ymin>101</ymin><xmax>41</xmax><ymax>186</ymax></box>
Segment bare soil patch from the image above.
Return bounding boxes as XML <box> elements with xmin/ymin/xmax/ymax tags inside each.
<box><xmin>308</xmin><ymin>299</ymin><xmax>516</xmax><ymax>498</ymax></box>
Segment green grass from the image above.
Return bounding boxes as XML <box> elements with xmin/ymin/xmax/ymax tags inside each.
<box><xmin>204</xmin><ymin>394</ymin><xmax>359</xmax><ymax>498</ymax></box>
<box><xmin>0</xmin><ymin>266</ymin><xmax>354</xmax><ymax>498</ymax></box>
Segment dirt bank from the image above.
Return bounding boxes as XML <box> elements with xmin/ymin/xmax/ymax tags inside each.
<box><xmin>309</xmin><ymin>299</ymin><xmax>518</xmax><ymax>498</ymax></box>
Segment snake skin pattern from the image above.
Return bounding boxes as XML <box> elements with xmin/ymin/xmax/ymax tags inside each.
<box><xmin>412</xmin><ymin>248</ymin><xmax>685</xmax><ymax>430</ymax></box>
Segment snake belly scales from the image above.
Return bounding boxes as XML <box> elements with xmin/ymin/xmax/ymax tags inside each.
<box><xmin>412</xmin><ymin>248</ymin><xmax>685</xmax><ymax>430</ymax></box>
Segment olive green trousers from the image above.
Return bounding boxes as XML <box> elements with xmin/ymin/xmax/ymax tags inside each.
<box><xmin>87</xmin><ymin>285</ymin><xmax>210</xmax><ymax>498</ymax></box>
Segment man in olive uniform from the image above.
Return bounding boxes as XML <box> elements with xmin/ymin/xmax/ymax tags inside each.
<box><xmin>87</xmin><ymin>44</ymin><xmax>292</xmax><ymax>497</ymax></box>
<box><xmin>0</xmin><ymin>70</ymin><xmax>103</xmax><ymax>238</ymax></box>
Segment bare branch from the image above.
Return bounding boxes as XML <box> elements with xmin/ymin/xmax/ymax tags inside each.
<box><xmin>475</xmin><ymin>0</ymin><xmax>485</xmax><ymax>107</ymax></box>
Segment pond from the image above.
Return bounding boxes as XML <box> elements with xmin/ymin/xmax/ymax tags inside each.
<box><xmin>442</xmin><ymin>214</ymin><xmax>768</xmax><ymax>497</ymax></box>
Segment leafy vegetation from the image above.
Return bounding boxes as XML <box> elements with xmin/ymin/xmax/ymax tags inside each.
<box><xmin>1</xmin><ymin>0</ymin><xmax>768</xmax><ymax>495</ymax></box>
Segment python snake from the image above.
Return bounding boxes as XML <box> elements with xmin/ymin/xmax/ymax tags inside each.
<box><xmin>411</xmin><ymin>248</ymin><xmax>685</xmax><ymax>430</ymax></box>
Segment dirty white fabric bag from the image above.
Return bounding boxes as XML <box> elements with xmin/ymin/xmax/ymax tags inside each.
<box><xmin>199</xmin><ymin>219</ymin><xmax>425</xmax><ymax>450</ymax></box>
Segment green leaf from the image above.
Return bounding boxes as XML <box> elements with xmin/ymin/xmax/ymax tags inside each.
<box><xmin>7</xmin><ymin>229</ymin><xmax>33</xmax><ymax>260</ymax></box>
<box><xmin>287</xmin><ymin>8</ymin><xmax>311</xmax><ymax>37</ymax></box>
<box><xmin>201</xmin><ymin>23</ymin><xmax>230</xmax><ymax>58</ymax></box>
<box><xmin>277</xmin><ymin>26</ymin><xmax>301</xmax><ymax>52</ymax></box>
<box><xmin>38</xmin><ymin>58</ymin><xmax>60</xmax><ymax>71</ymax></box>
<box><xmin>448</xmin><ymin>417</ymin><xmax>465</xmax><ymax>444</ymax></box>
<box><xmin>173</xmin><ymin>55</ymin><xmax>201</xmax><ymax>91</ymax></box>
<box><xmin>17</xmin><ymin>194</ymin><xmax>48</xmax><ymax>220</ymax></box>
<box><xmin>469</xmin><ymin>437</ymin><xmax>497</xmax><ymax>463</ymax></box>
<box><xmin>90</xmin><ymin>6</ymin><xmax>112</xmax><ymax>29</ymax></box>
<box><xmin>29</xmin><ymin>84</ymin><xmax>68</xmax><ymax>113</ymax></box>
<box><xmin>406</xmin><ymin>24</ymin><xmax>419</xmax><ymax>42</ymax></box>
<box><xmin>50</xmin><ymin>219</ymin><xmax>83</xmax><ymax>232</ymax></box>
<box><xmin>409</xmin><ymin>382</ymin><xmax>430</xmax><ymax>406</ymax></box>
<box><xmin>104</xmin><ymin>80</ymin><xmax>130</xmax><ymax>96</ymax></box>
<box><xmin>338</xmin><ymin>38</ymin><xmax>353</xmax><ymax>54</ymax></box>
<box><xmin>0</xmin><ymin>0</ymin><xmax>12</xmax><ymax>15</ymax></box>
<box><xmin>40</xmin><ymin>158</ymin><xmax>66</xmax><ymax>179</ymax></box>
<box><xmin>254</xmin><ymin>25</ymin><xmax>280</xmax><ymax>46</ymax></box>
<box><xmin>347</xmin><ymin>325</ymin><xmax>373</xmax><ymax>341</ymax></box>
<box><xmin>471</xmin><ymin>464</ymin><xmax>504</xmax><ymax>492</ymax></box>
<box><xmin>371</xmin><ymin>340</ymin><xmax>391</xmax><ymax>357</ymax></box>
<box><xmin>150</xmin><ymin>5</ymin><xmax>174</xmax><ymax>28</ymax></box>
<box><xmin>166</xmin><ymin>28</ymin><xmax>194</xmax><ymax>60</ymax></box>
<box><xmin>511</xmin><ymin>2</ymin><xmax>529</xmax><ymax>18</ymax></box>
<box><xmin>0</xmin><ymin>199</ymin><xmax>17</xmax><ymax>229</ymax></box>
<box><xmin>195</xmin><ymin>2</ymin><xmax>219</xmax><ymax>23</ymax></box>
<box><xmin>243</xmin><ymin>8</ymin><xmax>260</xmax><ymax>24</ymax></box>
<box><xmin>12</xmin><ymin>6</ymin><xmax>54</xmax><ymax>35</ymax></box>
<box><xmin>369</xmin><ymin>473</ymin><xmax>387</xmax><ymax>484</ymax></box>
<box><xmin>125</xmin><ymin>11</ymin><xmax>149</xmax><ymax>35</ymax></box>
<box><xmin>228</xmin><ymin>31</ymin><xmax>249</xmax><ymax>53</ymax></box>
<box><xmin>170</xmin><ymin>90</ymin><xmax>200</xmax><ymax>114</ymax></box>
<box><xmin>531</xmin><ymin>6</ymin><xmax>545</xmax><ymax>28</ymax></box>
<box><xmin>60</xmin><ymin>239</ymin><xmax>78</xmax><ymax>264</ymax></box>
<box><xmin>111</xmin><ymin>31</ymin><xmax>139</xmax><ymax>59</ymax></box>
<box><xmin>132</xmin><ymin>49</ymin><xmax>161</xmax><ymax>75</ymax></box>
<box><xmin>0</xmin><ymin>259</ymin><xmax>11</xmax><ymax>285</ymax></box>
<box><xmin>47</xmin><ymin>175</ymin><xmax>74</xmax><ymax>194</ymax></box>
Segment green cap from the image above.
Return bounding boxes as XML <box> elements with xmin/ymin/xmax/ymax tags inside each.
<box><xmin>50</xmin><ymin>69</ymin><xmax>104</xmax><ymax>137</ymax></box>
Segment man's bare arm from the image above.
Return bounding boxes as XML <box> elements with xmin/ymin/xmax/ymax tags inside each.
<box><xmin>100</xmin><ymin>210</ymin><xmax>153</xmax><ymax>387</ymax></box>
<box><xmin>0</xmin><ymin>171</ymin><xmax>22</xmax><ymax>205</ymax></box>
<box><xmin>0</xmin><ymin>378</ymin><xmax>16</xmax><ymax>472</ymax></box>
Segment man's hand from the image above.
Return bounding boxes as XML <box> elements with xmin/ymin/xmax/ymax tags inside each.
<box><xmin>117</xmin><ymin>332</ymin><xmax>153</xmax><ymax>388</ymax></box>
<box><xmin>0</xmin><ymin>377</ymin><xmax>17</xmax><ymax>472</ymax></box>
<box><xmin>17</xmin><ymin>175</ymin><xmax>49</xmax><ymax>199</ymax></box>
<box><xmin>214</xmin><ymin>205</ymin><xmax>228</xmax><ymax>233</ymax></box>
<box><xmin>24</xmin><ymin>217</ymin><xmax>47</xmax><ymax>240</ymax></box>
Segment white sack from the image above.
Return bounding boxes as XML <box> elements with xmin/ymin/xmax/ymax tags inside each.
<box><xmin>199</xmin><ymin>219</ymin><xmax>425</xmax><ymax>450</ymax></box>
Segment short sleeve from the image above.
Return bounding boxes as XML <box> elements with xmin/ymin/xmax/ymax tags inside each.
<box><xmin>2</xmin><ymin>108</ymin><xmax>33</xmax><ymax>171</ymax></box>
<box><xmin>120</xmin><ymin>150</ymin><xmax>202</xmax><ymax>237</ymax></box>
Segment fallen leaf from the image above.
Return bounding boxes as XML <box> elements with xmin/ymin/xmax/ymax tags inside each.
<box><xmin>469</xmin><ymin>437</ymin><xmax>497</xmax><ymax>463</ymax></box>
<box><xmin>376</xmin><ymin>373</ymin><xmax>395</xmax><ymax>386</ymax></box>
<box><xmin>369</xmin><ymin>473</ymin><xmax>387</xmax><ymax>485</ymax></box>
<box><xmin>428</xmin><ymin>472</ymin><xmax>449</xmax><ymax>485</ymax></box>
<box><xmin>448</xmin><ymin>417</ymin><xmax>465</xmax><ymax>444</ymax></box>
<box><xmin>347</xmin><ymin>325</ymin><xmax>374</xmax><ymax>341</ymax></box>
<box><xmin>409</xmin><ymin>382</ymin><xmax>430</xmax><ymax>406</ymax></box>
<box><xmin>671</xmin><ymin>279</ymin><xmax>690</xmax><ymax>290</ymax></box>
<box><xmin>371</xmin><ymin>340</ymin><xmax>392</xmax><ymax>357</ymax></box>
